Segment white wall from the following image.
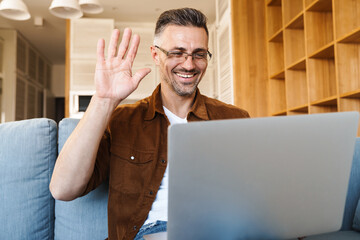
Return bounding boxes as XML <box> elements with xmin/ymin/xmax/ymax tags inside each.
<box><xmin>51</xmin><ymin>64</ymin><xmax>65</xmax><ymax>97</ymax></box>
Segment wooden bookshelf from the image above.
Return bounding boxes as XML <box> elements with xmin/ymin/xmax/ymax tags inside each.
<box><xmin>283</xmin><ymin>0</ymin><xmax>303</xmax><ymax>26</ymax></box>
<box><xmin>265</xmin><ymin>0</ymin><xmax>360</xmax><ymax>135</ymax></box>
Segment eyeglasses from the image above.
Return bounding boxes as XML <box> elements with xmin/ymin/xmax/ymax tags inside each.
<box><xmin>155</xmin><ymin>45</ymin><xmax>212</xmax><ymax>62</ymax></box>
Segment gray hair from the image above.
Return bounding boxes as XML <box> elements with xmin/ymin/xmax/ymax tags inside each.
<box><xmin>154</xmin><ymin>8</ymin><xmax>208</xmax><ymax>45</ymax></box>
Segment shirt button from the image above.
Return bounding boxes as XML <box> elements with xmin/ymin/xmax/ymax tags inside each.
<box><xmin>149</xmin><ymin>191</ymin><xmax>154</xmax><ymax>195</ymax></box>
<box><xmin>130</xmin><ymin>156</ymin><xmax>135</xmax><ymax>160</ymax></box>
<box><xmin>161</xmin><ymin>159</ymin><xmax>166</xmax><ymax>164</ymax></box>
<box><xmin>133</xmin><ymin>225</ymin><xmax>137</xmax><ymax>230</ymax></box>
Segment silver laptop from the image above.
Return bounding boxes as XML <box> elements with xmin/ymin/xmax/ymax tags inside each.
<box><xmin>166</xmin><ymin>112</ymin><xmax>359</xmax><ymax>240</ymax></box>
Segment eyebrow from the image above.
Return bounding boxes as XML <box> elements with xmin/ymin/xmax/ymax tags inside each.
<box><xmin>171</xmin><ymin>47</ymin><xmax>208</xmax><ymax>52</ymax></box>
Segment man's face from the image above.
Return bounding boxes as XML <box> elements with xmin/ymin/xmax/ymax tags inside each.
<box><xmin>153</xmin><ymin>25</ymin><xmax>209</xmax><ymax>97</ymax></box>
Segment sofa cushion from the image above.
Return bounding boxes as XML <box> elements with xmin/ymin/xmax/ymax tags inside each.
<box><xmin>54</xmin><ymin>118</ymin><xmax>108</xmax><ymax>240</ymax></box>
<box><xmin>0</xmin><ymin>118</ymin><xmax>57</xmax><ymax>240</ymax></box>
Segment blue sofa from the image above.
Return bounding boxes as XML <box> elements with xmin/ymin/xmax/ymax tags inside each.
<box><xmin>0</xmin><ymin>118</ymin><xmax>107</xmax><ymax>240</ymax></box>
<box><xmin>1</xmin><ymin>118</ymin><xmax>360</xmax><ymax>239</ymax></box>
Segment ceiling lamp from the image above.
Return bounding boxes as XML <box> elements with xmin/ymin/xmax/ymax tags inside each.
<box><xmin>49</xmin><ymin>0</ymin><xmax>83</xmax><ymax>19</ymax></box>
<box><xmin>0</xmin><ymin>0</ymin><xmax>31</xmax><ymax>21</ymax></box>
<box><xmin>79</xmin><ymin>0</ymin><xmax>103</xmax><ymax>14</ymax></box>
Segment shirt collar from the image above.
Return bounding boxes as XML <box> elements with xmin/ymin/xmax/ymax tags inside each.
<box><xmin>188</xmin><ymin>89</ymin><xmax>209</xmax><ymax>120</ymax></box>
<box><xmin>144</xmin><ymin>84</ymin><xmax>210</xmax><ymax>121</ymax></box>
<box><xmin>144</xmin><ymin>84</ymin><xmax>164</xmax><ymax>121</ymax></box>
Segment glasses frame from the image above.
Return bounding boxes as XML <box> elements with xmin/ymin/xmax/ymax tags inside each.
<box><xmin>154</xmin><ymin>45</ymin><xmax>212</xmax><ymax>62</ymax></box>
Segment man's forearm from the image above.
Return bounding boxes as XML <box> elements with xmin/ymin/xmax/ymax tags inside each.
<box><xmin>50</xmin><ymin>28</ymin><xmax>148</xmax><ymax>201</ymax></box>
<box><xmin>49</xmin><ymin>95</ymin><xmax>117</xmax><ymax>201</ymax></box>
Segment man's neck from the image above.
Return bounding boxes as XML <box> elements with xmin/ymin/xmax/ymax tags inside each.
<box><xmin>160</xmin><ymin>84</ymin><xmax>196</xmax><ymax>119</ymax></box>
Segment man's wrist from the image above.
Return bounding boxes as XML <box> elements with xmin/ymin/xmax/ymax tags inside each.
<box><xmin>91</xmin><ymin>94</ymin><xmax>121</xmax><ymax>111</ymax></box>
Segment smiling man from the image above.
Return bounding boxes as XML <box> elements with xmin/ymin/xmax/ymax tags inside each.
<box><xmin>50</xmin><ymin>8</ymin><xmax>249</xmax><ymax>240</ymax></box>
<box><xmin>153</xmin><ymin>25</ymin><xmax>208</xmax><ymax>97</ymax></box>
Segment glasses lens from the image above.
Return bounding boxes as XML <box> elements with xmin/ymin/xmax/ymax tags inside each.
<box><xmin>168</xmin><ymin>52</ymin><xmax>184</xmax><ymax>58</ymax></box>
<box><xmin>158</xmin><ymin>46</ymin><xmax>212</xmax><ymax>63</ymax></box>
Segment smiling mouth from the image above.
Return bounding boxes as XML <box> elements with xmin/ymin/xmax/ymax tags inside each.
<box><xmin>175</xmin><ymin>73</ymin><xmax>196</xmax><ymax>78</ymax></box>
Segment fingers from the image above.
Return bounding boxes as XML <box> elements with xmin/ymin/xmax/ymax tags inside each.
<box><xmin>96</xmin><ymin>38</ymin><xmax>105</xmax><ymax>63</ymax></box>
<box><xmin>117</xmin><ymin>28</ymin><xmax>132</xmax><ymax>58</ymax></box>
<box><xmin>132</xmin><ymin>68</ymin><xmax>152</xmax><ymax>86</ymax></box>
<box><xmin>103</xmin><ymin>28</ymin><xmax>140</xmax><ymax>65</ymax></box>
<box><xmin>107</xmin><ymin>29</ymin><xmax>120</xmax><ymax>58</ymax></box>
<box><xmin>126</xmin><ymin>34</ymin><xmax>140</xmax><ymax>63</ymax></box>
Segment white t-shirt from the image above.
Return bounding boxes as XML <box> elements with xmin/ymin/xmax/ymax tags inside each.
<box><xmin>143</xmin><ymin>106</ymin><xmax>187</xmax><ymax>225</ymax></box>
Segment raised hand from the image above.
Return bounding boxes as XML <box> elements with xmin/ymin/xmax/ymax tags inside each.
<box><xmin>94</xmin><ymin>28</ymin><xmax>151</xmax><ymax>105</ymax></box>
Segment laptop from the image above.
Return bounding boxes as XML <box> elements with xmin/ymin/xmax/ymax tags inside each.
<box><xmin>164</xmin><ymin>112</ymin><xmax>359</xmax><ymax>240</ymax></box>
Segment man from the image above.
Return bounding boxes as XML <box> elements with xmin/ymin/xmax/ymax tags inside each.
<box><xmin>50</xmin><ymin>8</ymin><xmax>249</xmax><ymax>240</ymax></box>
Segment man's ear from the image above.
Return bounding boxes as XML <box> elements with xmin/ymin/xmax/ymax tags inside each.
<box><xmin>150</xmin><ymin>46</ymin><xmax>160</xmax><ymax>65</ymax></box>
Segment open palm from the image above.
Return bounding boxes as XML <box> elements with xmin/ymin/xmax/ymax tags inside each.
<box><xmin>94</xmin><ymin>28</ymin><xmax>151</xmax><ymax>105</ymax></box>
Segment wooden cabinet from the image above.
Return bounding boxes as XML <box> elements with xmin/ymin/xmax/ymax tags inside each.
<box><xmin>265</xmin><ymin>0</ymin><xmax>360</xmax><ymax>134</ymax></box>
<box><xmin>0</xmin><ymin>29</ymin><xmax>53</xmax><ymax>122</ymax></box>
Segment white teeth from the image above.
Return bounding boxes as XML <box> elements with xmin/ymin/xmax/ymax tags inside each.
<box><xmin>176</xmin><ymin>73</ymin><xmax>195</xmax><ymax>78</ymax></box>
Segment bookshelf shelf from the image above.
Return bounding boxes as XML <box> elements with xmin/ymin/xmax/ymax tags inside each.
<box><xmin>270</xmin><ymin>70</ymin><xmax>285</xmax><ymax>80</ymax></box>
<box><xmin>338</xmin><ymin>28</ymin><xmax>360</xmax><ymax>43</ymax></box>
<box><xmin>268</xmin><ymin>40</ymin><xmax>285</xmax><ymax>76</ymax></box>
<box><xmin>311</xmin><ymin>96</ymin><xmax>337</xmax><ymax>106</ymax></box>
<box><xmin>305</xmin><ymin>0</ymin><xmax>333</xmax><ymax>54</ymax></box>
<box><xmin>341</xmin><ymin>90</ymin><xmax>360</xmax><ymax>99</ymax></box>
<box><xmin>269</xmin><ymin>29</ymin><xmax>283</xmax><ymax>42</ymax></box>
<box><xmin>309</xmin><ymin>43</ymin><xmax>334</xmax><ymax>58</ymax></box>
<box><xmin>272</xmin><ymin>110</ymin><xmax>287</xmax><ymax>116</ymax></box>
<box><xmin>286</xmin><ymin>69</ymin><xmax>307</xmax><ymax>108</ymax></box>
<box><xmin>288</xmin><ymin>105</ymin><xmax>309</xmax><ymax>115</ymax></box>
<box><xmin>305</xmin><ymin>0</ymin><xmax>317</xmax><ymax>8</ymax></box>
<box><xmin>334</xmin><ymin>0</ymin><xmax>360</xmax><ymax>40</ymax></box>
<box><xmin>306</xmin><ymin>0</ymin><xmax>332</xmax><ymax>11</ymax></box>
<box><xmin>264</xmin><ymin>0</ymin><xmax>360</xmax><ymax>135</ymax></box>
<box><xmin>285</xmin><ymin>12</ymin><xmax>304</xmax><ymax>29</ymax></box>
<box><xmin>308</xmin><ymin>53</ymin><xmax>336</xmax><ymax>102</ymax></box>
<box><xmin>337</xmin><ymin>43</ymin><xmax>360</xmax><ymax>94</ymax></box>
<box><xmin>266</xmin><ymin>2</ymin><xmax>282</xmax><ymax>39</ymax></box>
<box><xmin>283</xmin><ymin>0</ymin><xmax>303</xmax><ymax>26</ymax></box>
<box><xmin>288</xmin><ymin>58</ymin><xmax>306</xmax><ymax>70</ymax></box>
<box><xmin>310</xmin><ymin>96</ymin><xmax>338</xmax><ymax>113</ymax></box>
<box><xmin>269</xmin><ymin>78</ymin><xmax>286</xmax><ymax>114</ymax></box>
<box><xmin>267</xmin><ymin>0</ymin><xmax>281</xmax><ymax>6</ymax></box>
<box><xmin>284</xmin><ymin>27</ymin><xmax>305</xmax><ymax>67</ymax></box>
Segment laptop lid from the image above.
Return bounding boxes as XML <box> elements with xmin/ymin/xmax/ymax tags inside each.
<box><xmin>167</xmin><ymin>112</ymin><xmax>359</xmax><ymax>240</ymax></box>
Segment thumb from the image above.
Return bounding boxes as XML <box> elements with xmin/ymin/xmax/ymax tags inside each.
<box><xmin>132</xmin><ymin>68</ymin><xmax>152</xmax><ymax>87</ymax></box>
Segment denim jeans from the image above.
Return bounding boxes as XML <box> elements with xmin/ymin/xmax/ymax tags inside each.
<box><xmin>133</xmin><ymin>220</ymin><xmax>167</xmax><ymax>240</ymax></box>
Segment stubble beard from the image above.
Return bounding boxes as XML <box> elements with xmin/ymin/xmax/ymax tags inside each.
<box><xmin>171</xmin><ymin>78</ymin><xmax>199</xmax><ymax>96</ymax></box>
<box><xmin>163</xmin><ymin>70</ymin><xmax>202</xmax><ymax>97</ymax></box>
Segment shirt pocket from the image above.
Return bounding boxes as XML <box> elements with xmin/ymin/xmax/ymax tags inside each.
<box><xmin>109</xmin><ymin>144</ymin><xmax>155</xmax><ymax>193</ymax></box>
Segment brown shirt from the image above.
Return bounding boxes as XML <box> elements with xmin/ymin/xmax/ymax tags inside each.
<box><xmin>82</xmin><ymin>84</ymin><xmax>250</xmax><ymax>240</ymax></box>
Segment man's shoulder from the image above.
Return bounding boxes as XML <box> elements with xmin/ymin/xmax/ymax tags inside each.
<box><xmin>202</xmin><ymin>95</ymin><xmax>250</xmax><ymax>119</ymax></box>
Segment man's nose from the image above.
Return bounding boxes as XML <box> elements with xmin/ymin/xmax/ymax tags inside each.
<box><xmin>181</xmin><ymin>55</ymin><xmax>196</xmax><ymax>70</ymax></box>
